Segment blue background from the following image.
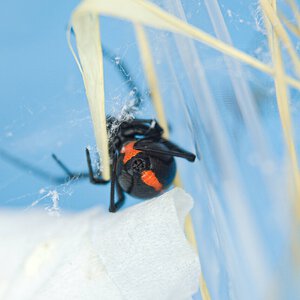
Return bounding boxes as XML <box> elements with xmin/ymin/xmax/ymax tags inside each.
<box><xmin>0</xmin><ymin>0</ymin><xmax>262</xmax><ymax>211</ymax></box>
<box><xmin>2</xmin><ymin>1</ymin><xmax>299</xmax><ymax>299</ymax></box>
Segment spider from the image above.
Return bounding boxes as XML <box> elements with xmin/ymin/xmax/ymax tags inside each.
<box><xmin>52</xmin><ymin>117</ymin><xmax>196</xmax><ymax>212</ymax></box>
<box><xmin>0</xmin><ymin>47</ymin><xmax>196</xmax><ymax>212</ymax></box>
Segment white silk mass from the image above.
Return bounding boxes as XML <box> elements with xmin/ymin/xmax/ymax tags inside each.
<box><xmin>0</xmin><ymin>188</ymin><xmax>200</xmax><ymax>300</ymax></box>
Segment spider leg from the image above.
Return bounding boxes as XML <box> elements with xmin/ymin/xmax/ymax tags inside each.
<box><xmin>130</xmin><ymin>119</ymin><xmax>163</xmax><ymax>134</ymax></box>
<box><xmin>116</xmin><ymin>180</ymin><xmax>125</xmax><ymax>207</ymax></box>
<box><xmin>130</xmin><ymin>118</ymin><xmax>173</xmax><ymax>135</ymax></box>
<box><xmin>52</xmin><ymin>154</ymin><xmax>76</xmax><ymax>178</ymax></box>
<box><xmin>109</xmin><ymin>152</ymin><xmax>125</xmax><ymax>213</ymax></box>
<box><xmin>85</xmin><ymin>148</ymin><xmax>109</xmax><ymax>184</ymax></box>
<box><xmin>102</xmin><ymin>47</ymin><xmax>143</xmax><ymax>110</ymax></box>
<box><xmin>52</xmin><ymin>153</ymin><xmax>90</xmax><ymax>181</ymax></box>
<box><xmin>0</xmin><ymin>148</ymin><xmax>78</xmax><ymax>184</ymax></box>
<box><xmin>129</xmin><ymin>118</ymin><xmax>157</xmax><ymax>126</ymax></box>
<box><xmin>121</xmin><ymin>119</ymin><xmax>164</xmax><ymax>139</ymax></box>
<box><xmin>134</xmin><ymin>139</ymin><xmax>196</xmax><ymax>162</ymax></box>
<box><xmin>69</xmin><ymin>31</ymin><xmax>144</xmax><ymax>110</ymax></box>
<box><xmin>160</xmin><ymin>139</ymin><xmax>199</xmax><ymax>160</ymax></box>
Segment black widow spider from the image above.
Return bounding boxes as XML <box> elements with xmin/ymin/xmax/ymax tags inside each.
<box><xmin>52</xmin><ymin>117</ymin><xmax>196</xmax><ymax>212</ymax></box>
<box><xmin>0</xmin><ymin>47</ymin><xmax>196</xmax><ymax>212</ymax></box>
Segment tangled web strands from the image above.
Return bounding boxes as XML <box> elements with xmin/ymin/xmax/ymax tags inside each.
<box><xmin>69</xmin><ymin>0</ymin><xmax>300</xmax><ymax>299</ymax></box>
<box><xmin>102</xmin><ymin>47</ymin><xmax>144</xmax><ymax>119</ymax></box>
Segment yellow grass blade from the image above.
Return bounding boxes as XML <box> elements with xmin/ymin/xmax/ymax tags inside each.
<box><xmin>71</xmin><ymin>0</ymin><xmax>300</xmax><ymax>90</ymax></box>
<box><xmin>279</xmin><ymin>12</ymin><xmax>300</xmax><ymax>38</ymax></box>
<box><xmin>135</xmin><ymin>22</ymin><xmax>211</xmax><ymax>300</ymax></box>
<box><xmin>262</xmin><ymin>0</ymin><xmax>300</xmax><ymax>217</ymax></box>
<box><xmin>134</xmin><ymin>24</ymin><xmax>169</xmax><ymax>138</ymax></box>
<box><xmin>286</xmin><ymin>0</ymin><xmax>300</xmax><ymax>30</ymax></box>
<box><xmin>260</xmin><ymin>0</ymin><xmax>300</xmax><ymax>78</ymax></box>
<box><xmin>71</xmin><ymin>13</ymin><xmax>110</xmax><ymax>180</ymax></box>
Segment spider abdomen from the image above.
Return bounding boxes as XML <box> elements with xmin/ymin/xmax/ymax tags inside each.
<box><xmin>116</xmin><ymin>140</ymin><xmax>176</xmax><ymax>199</ymax></box>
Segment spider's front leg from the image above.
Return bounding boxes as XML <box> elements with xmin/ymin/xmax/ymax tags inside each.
<box><xmin>121</xmin><ymin>119</ymin><xmax>164</xmax><ymax>139</ymax></box>
<box><xmin>109</xmin><ymin>152</ymin><xmax>125</xmax><ymax>213</ymax></box>
<box><xmin>85</xmin><ymin>148</ymin><xmax>125</xmax><ymax>212</ymax></box>
<box><xmin>85</xmin><ymin>148</ymin><xmax>109</xmax><ymax>184</ymax></box>
<box><xmin>134</xmin><ymin>138</ymin><xmax>196</xmax><ymax>162</ymax></box>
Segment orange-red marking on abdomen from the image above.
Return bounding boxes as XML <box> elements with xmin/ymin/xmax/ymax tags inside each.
<box><xmin>141</xmin><ymin>170</ymin><xmax>163</xmax><ymax>192</ymax></box>
<box><xmin>121</xmin><ymin>141</ymin><xmax>141</xmax><ymax>164</ymax></box>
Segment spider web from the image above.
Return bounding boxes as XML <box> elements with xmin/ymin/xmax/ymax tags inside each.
<box><xmin>0</xmin><ymin>12</ymin><xmax>152</xmax><ymax>212</ymax></box>
<box><xmin>0</xmin><ymin>0</ymin><xmax>268</xmax><ymax>211</ymax></box>
<box><xmin>1</xmin><ymin>0</ymin><xmax>300</xmax><ymax>299</ymax></box>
